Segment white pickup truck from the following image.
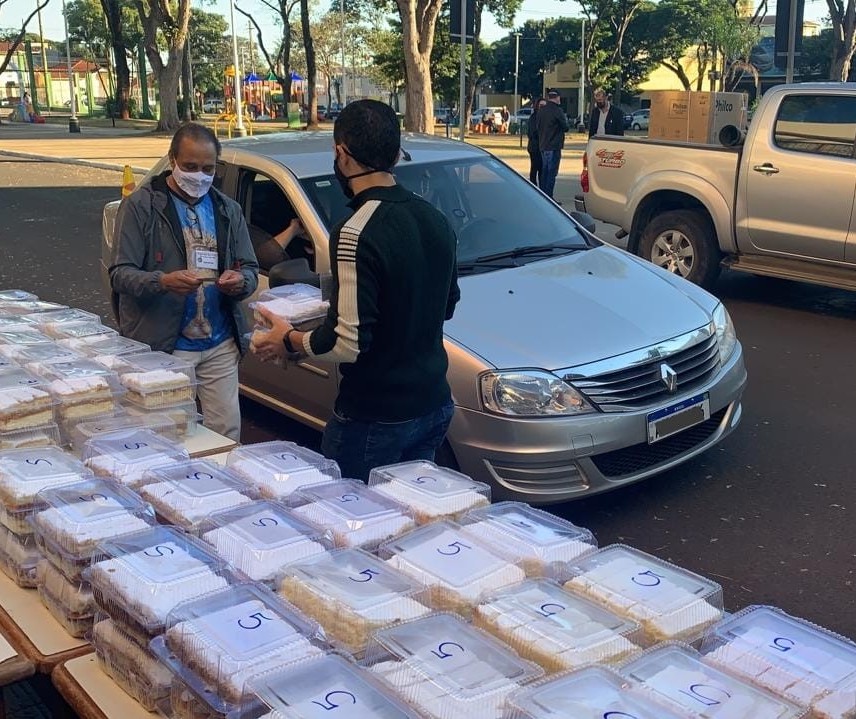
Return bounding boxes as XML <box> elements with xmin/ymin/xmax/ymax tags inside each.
<box><xmin>576</xmin><ymin>83</ymin><xmax>856</xmax><ymax>289</ymax></box>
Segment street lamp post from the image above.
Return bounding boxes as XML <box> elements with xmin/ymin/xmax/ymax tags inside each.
<box><xmin>578</xmin><ymin>19</ymin><xmax>586</xmax><ymax>130</ymax></box>
<box><xmin>229</xmin><ymin>0</ymin><xmax>246</xmax><ymax>136</ymax></box>
<box><xmin>61</xmin><ymin>0</ymin><xmax>79</xmax><ymax>132</ymax></box>
<box><xmin>340</xmin><ymin>0</ymin><xmax>346</xmax><ymax>106</ymax></box>
<box><xmin>513</xmin><ymin>32</ymin><xmax>520</xmax><ymax>124</ymax></box>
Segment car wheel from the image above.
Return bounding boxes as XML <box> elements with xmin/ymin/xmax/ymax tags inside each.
<box><xmin>639</xmin><ymin>209</ymin><xmax>721</xmax><ymax>289</ymax></box>
<box><xmin>632</xmin><ymin>123</ymin><xmax>641</xmax><ymax>130</ymax></box>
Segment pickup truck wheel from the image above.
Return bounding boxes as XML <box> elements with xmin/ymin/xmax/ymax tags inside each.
<box><xmin>639</xmin><ymin>209</ymin><xmax>721</xmax><ymax>288</ymax></box>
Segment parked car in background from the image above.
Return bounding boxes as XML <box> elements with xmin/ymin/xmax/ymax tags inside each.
<box><xmin>623</xmin><ymin>111</ymin><xmax>633</xmax><ymax>129</ymax></box>
<box><xmin>513</xmin><ymin>106</ymin><xmax>534</xmax><ymax>124</ymax></box>
<box><xmin>104</xmin><ymin>133</ymin><xmax>745</xmax><ymax>504</ymax></box>
<box><xmin>434</xmin><ymin>106</ymin><xmax>453</xmax><ymax>124</ymax></box>
<box><xmin>469</xmin><ymin>106</ymin><xmax>504</xmax><ymax>129</ymax></box>
<box><xmin>629</xmin><ymin>108</ymin><xmax>650</xmax><ymax>130</ymax></box>
<box><xmin>202</xmin><ymin>99</ymin><xmax>225</xmax><ymax>113</ymax></box>
<box><xmin>316</xmin><ymin>105</ymin><xmax>328</xmax><ymax>119</ymax></box>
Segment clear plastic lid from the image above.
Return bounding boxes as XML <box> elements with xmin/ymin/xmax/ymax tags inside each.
<box><xmin>29</xmin><ymin>358</ymin><xmax>123</xmax><ymax>392</ymax></box>
<box><xmin>0</xmin><ymin>328</ymin><xmax>52</xmax><ymax>346</ymax></box>
<box><xmin>0</xmin><ymin>447</ymin><xmax>91</xmax><ymax>506</ymax></box>
<box><xmin>238</xmin><ymin>653</ymin><xmax>422</xmax><ymax>719</ymax></box>
<box><xmin>368</xmin><ymin>461</ymin><xmax>491</xmax><ymax>523</ymax></box>
<box><xmin>227</xmin><ymin>441</ymin><xmax>341</xmax><ymax>499</ymax></box>
<box><xmin>700</xmin><ymin>605</ymin><xmax>856</xmax><ymax>705</ymax></box>
<box><xmin>0</xmin><ymin>355</ymin><xmax>17</xmax><ymax>372</ymax></box>
<box><xmin>474</xmin><ymin>579</ymin><xmax>642</xmax><ymax>673</ymax></box>
<box><xmin>113</xmin><ymin>350</ymin><xmax>197</xmax><ymax>381</ymax></box>
<box><xmin>85</xmin><ymin>525</ymin><xmax>235</xmax><ymax>635</ymax></box>
<box><xmin>26</xmin><ymin>308</ymin><xmax>100</xmax><ymax>327</ymax></box>
<box><xmin>124</xmin><ymin>401</ymin><xmax>200</xmax><ymax>437</ymax></box>
<box><xmin>505</xmin><ymin>665</ymin><xmax>692</xmax><ymax>719</ymax></box>
<box><xmin>81</xmin><ymin>428</ymin><xmax>190</xmax><ymax>488</ymax></box>
<box><xmin>377</xmin><ymin>520</ymin><xmax>526</xmax><ymax>617</ymax></box>
<box><xmin>365</xmin><ymin>613</ymin><xmax>543</xmax><ymax>718</ymax></box>
<box><xmin>151</xmin><ymin>583</ymin><xmax>327</xmax><ymax>711</ymax></box>
<box><xmin>116</xmin><ymin>353</ymin><xmax>197</xmax><ymax>408</ymax></box>
<box><xmin>461</xmin><ymin>502</ymin><xmax>597</xmax><ymax>577</ymax></box>
<box><xmin>0</xmin><ymin>367</ymin><xmax>50</xmax><ymax>392</ymax></box>
<box><xmin>61</xmin><ymin>333</ymin><xmax>150</xmax><ymax>358</ymax></box>
<box><xmin>0</xmin><ymin>290</ymin><xmax>39</xmax><ymax>302</ymax></box>
<box><xmin>0</xmin><ymin>314</ymin><xmax>36</xmax><ymax>331</ymax></box>
<box><xmin>291</xmin><ymin>480</ymin><xmax>415</xmax><ymax>550</ymax></box>
<box><xmin>253</xmin><ymin>283</ymin><xmax>329</xmax><ymax>324</ymax></box>
<box><xmin>563</xmin><ymin>545</ymin><xmax>723</xmax><ymax>642</ymax></box>
<box><xmin>0</xmin><ymin>369</ymin><xmax>56</xmax><ymax>432</ymax></box>
<box><xmin>42</xmin><ymin>321</ymin><xmax>117</xmax><ymax>341</ymax></box>
<box><xmin>0</xmin><ymin>300</ymin><xmax>66</xmax><ymax>315</ymax></box>
<box><xmin>32</xmin><ymin>478</ymin><xmax>155</xmax><ymax>558</ymax></box>
<box><xmin>138</xmin><ymin>460</ymin><xmax>257</xmax><ymax>531</ymax></box>
<box><xmin>17</xmin><ymin>343</ymin><xmax>83</xmax><ymax>364</ymax></box>
<box><xmin>811</xmin><ymin>675</ymin><xmax>856</xmax><ymax>719</ymax></box>
<box><xmin>621</xmin><ymin>643</ymin><xmax>809</xmax><ymax>719</ymax></box>
<box><xmin>67</xmin><ymin>412</ymin><xmax>177</xmax><ymax>455</ymax></box>
<box><xmin>201</xmin><ymin>500</ymin><xmax>332</xmax><ymax>585</ymax></box>
<box><xmin>0</xmin><ymin>423</ymin><xmax>61</xmax><ymax>451</ymax></box>
<box><xmin>279</xmin><ymin>548</ymin><xmax>431</xmax><ymax>653</ymax></box>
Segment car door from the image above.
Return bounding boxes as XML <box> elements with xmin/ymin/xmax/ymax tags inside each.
<box><xmin>742</xmin><ymin>93</ymin><xmax>856</xmax><ymax>262</ymax></box>
<box><xmin>234</xmin><ymin>167</ymin><xmax>339</xmax><ymax>429</ymax></box>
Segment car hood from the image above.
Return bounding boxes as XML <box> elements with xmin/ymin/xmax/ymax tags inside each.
<box><xmin>444</xmin><ymin>245</ymin><xmax>715</xmax><ymax>371</ymax></box>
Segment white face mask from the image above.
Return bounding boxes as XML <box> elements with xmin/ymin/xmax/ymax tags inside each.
<box><xmin>171</xmin><ymin>165</ymin><xmax>214</xmax><ymax>198</ymax></box>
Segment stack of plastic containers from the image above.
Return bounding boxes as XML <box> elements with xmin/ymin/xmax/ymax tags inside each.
<box><xmin>63</xmin><ymin>333</ymin><xmax>150</xmax><ymax>365</ymax></box>
<box><xmin>84</xmin><ymin>525</ymin><xmax>239</xmax><ymax>707</ymax></box>
<box><xmin>378</xmin><ymin>520</ymin><xmax>526</xmax><ymax>619</ymax></box>
<box><xmin>66</xmin><ymin>413</ymin><xmax>181</xmax><ymax>456</ymax></box>
<box><xmin>621</xmin><ymin>643</ymin><xmax>808</xmax><ymax>718</ymax></box>
<box><xmin>81</xmin><ymin>428</ymin><xmax>190</xmax><ymax>488</ymax></box>
<box><xmin>226</xmin><ymin>441</ymin><xmax>341</xmax><ymax>499</ymax></box>
<box><xmin>364</xmin><ymin>613</ymin><xmax>543</xmax><ymax>719</ymax></box>
<box><xmin>27</xmin><ymin>309</ymin><xmax>112</xmax><ymax>341</ymax></box>
<box><xmin>369</xmin><ymin>460</ymin><xmax>491</xmax><ymax>524</ymax></box>
<box><xmin>200</xmin><ymin>500</ymin><xmax>332</xmax><ymax>587</ymax></box>
<box><xmin>234</xmin><ymin>654</ymin><xmax>423</xmax><ymax>718</ymax></box>
<box><xmin>503</xmin><ymin>665</ymin><xmax>692</xmax><ymax>718</ymax></box>
<box><xmin>0</xmin><ymin>328</ymin><xmax>54</xmax><ymax>356</ymax></box>
<box><xmin>28</xmin><ymin>478</ymin><xmax>156</xmax><ymax>637</ymax></box>
<box><xmin>0</xmin><ymin>367</ymin><xmax>62</xmax><ymax>450</ymax></box>
<box><xmin>290</xmin><ymin>480</ymin><xmax>415</xmax><ymax>550</ymax></box>
<box><xmin>16</xmin><ymin>342</ymin><xmax>83</xmax><ymax>366</ymax></box>
<box><xmin>0</xmin><ymin>447</ymin><xmax>91</xmax><ymax>588</ymax></box>
<box><xmin>562</xmin><ymin>545</ymin><xmax>724</xmax><ymax>644</ymax></box>
<box><xmin>251</xmin><ymin>283</ymin><xmax>330</xmax><ymax>331</ymax></box>
<box><xmin>461</xmin><ymin>502</ymin><xmax>597</xmax><ymax>578</ymax></box>
<box><xmin>0</xmin><ymin>300</ymin><xmax>67</xmax><ymax>316</ymax></box>
<box><xmin>278</xmin><ymin>548</ymin><xmax>432</xmax><ymax>655</ymax></box>
<box><xmin>111</xmin><ymin>351</ymin><xmax>200</xmax><ymax>436</ymax></box>
<box><xmin>474</xmin><ymin>579</ymin><xmax>643</xmax><ymax>673</ymax></box>
<box><xmin>149</xmin><ymin>583</ymin><xmax>329</xmax><ymax>719</ymax></box>
<box><xmin>137</xmin><ymin>459</ymin><xmax>258</xmax><ymax>532</ymax></box>
<box><xmin>700</xmin><ymin>605</ymin><xmax>856</xmax><ymax>718</ymax></box>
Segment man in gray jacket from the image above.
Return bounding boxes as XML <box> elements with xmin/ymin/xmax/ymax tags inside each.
<box><xmin>109</xmin><ymin>123</ymin><xmax>258</xmax><ymax>441</ymax></box>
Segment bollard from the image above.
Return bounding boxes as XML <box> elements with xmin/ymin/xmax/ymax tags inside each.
<box><xmin>121</xmin><ymin>165</ymin><xmax>136</xmax><ymax>198</ymax></box>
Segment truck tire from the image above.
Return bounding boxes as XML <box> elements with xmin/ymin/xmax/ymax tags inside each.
<box><xmin>639</xmin><ymin>209</ymin><xmax>721</xmax><ymax>289</ymax></box>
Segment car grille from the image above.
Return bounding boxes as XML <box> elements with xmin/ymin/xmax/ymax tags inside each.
<box><xmin>591</xmin><ymin>407</ymin><xmax>727</xmax><ymax>478</ymax></box>
<box><xmin>567</xmin><ymin>334</ymin><xmax>721</xmax><ymax>412</ymax></box>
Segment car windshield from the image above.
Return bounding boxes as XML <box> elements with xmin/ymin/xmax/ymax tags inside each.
<box><xmin>300</xmin><ymin>156</ymin><xmax>590</xmax><ymax>275</ymax></box>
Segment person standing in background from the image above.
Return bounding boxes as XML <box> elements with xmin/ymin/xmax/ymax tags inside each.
<box><xmin>588</xmin><ymin>88</ymin><xmax>625</xmax><ymax>137</ymax></box>
<box><xmin>527</xmin><ymin>98</ymin><xmax>546</xmax><ymax>185</ymax></box>
<box><xmin>535</xmin><ymin>89</ymin><xmax>570</xmax><ymax>200</ymax></box>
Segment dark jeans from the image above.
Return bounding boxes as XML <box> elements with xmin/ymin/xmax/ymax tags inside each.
<box><xmin>321</xmin><ymin>400</ymin><xmax>455</xmax><ymax>481</ymax></box>
<box><xmin>539</xmin><ymin>149</ymin><xmax>562</xmax><ymax>198</ymax></box>
<box><xmin>528</xmin><ymin>150</ymin><xmax>541</xmax><ymax>184</ymax></box>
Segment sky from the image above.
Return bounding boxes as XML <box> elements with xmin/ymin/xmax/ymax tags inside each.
<box><xmin>3</xmin><ymin>0</ymin><xmax>829</xmax><ymax>55</ymax></box>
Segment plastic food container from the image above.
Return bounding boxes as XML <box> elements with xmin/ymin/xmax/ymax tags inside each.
<box><xmin>28</xmin><ymin>359</ymin><xmax>123</xmax><ymax>423</ymax></box>
<box><xmin>124</xmin><ymin>400</ymin><xmax>200</xmax><ymax>437</ymax></box>
<box><xmin>81</xmin><ymin>428</ymin><xmax>190</xmax><ymax>488</ymax></box>
<box><xmin>41</xmin><ymin>321</ymin><xmax>117</xmax><ymax>341</ymax></box>
<box><xmin>279</xmin><ymin>548</ymin><xmax>432</xmax><ymax>655</ymax></box>
<box><xmin>150</xmin><ymin>583</ymin><xmax>328</xmax><ymax>716</ymax></box>
<box><xmin>377</xmin><ymin>520</ymin><xmax>526</xmax><ymax>619</ymax></box>
<box><xmin>234</xmin><ymin>653</ymin><xmax>422</xmax><ymax>719</ymax></box>
<box><xmin>35</xmin><ymin>559</ymin><xmax>96</xmax><ymax>638</ymax></box>
<box><xmin>201</xmin><ymin>500</ymin><xmax>331</xmax><ymax>586</ymax></box>
<box><xmin>0</xmin><ymin>447</ymin><xmax>91</xmax><ymax>533</ymax></box>
<box><xmin>364</xmin><ymin>613</ymin><xmax>543</xmax><ymax>719</ymax></box>
<box><xmin>461</xmin><ymin>502</ymin><xmax>597</xmax><ymax>578</ymax></box>
<box><xmin>621</xmin><ymin>643</ymin><xmax>809</xmax><ymax>718</ymax></box>
<box><xmin>31</xmin><ymin>478</ymin><xmax>155</xmax><ymax>582</ymax></box>
<box><xmin>66</xmin><ymin>412</ymin><xmax>177</xmax><ymax>456</ymax></box>
<box><xmin>0</xmin><ymin>368</ymin><xmax>56</xmax><ymax>434</ymax></box>
<box><xmin>0</xmin><ymin>524</ymin><xmax>40</xmax><ymax>587</ymax></box>
<box><xmin>368</xmin><ymin>460</ymin><xmax>491</xmax><ymax>524</ymax></box>
<box><xmin>474</xmin><ymin>578</ymin><xmax>642</xmax><ymax>673</ymax></box>
<box><xmin>290</xmin><ymin>480</ymin><xmax>415</xmax><ymax>550</ymax></box>
<box><xmin>252</xmin><ymin>283</ymin><xmax>329</xmax><ymax>330</ymax></box>
<box><xmin>138</xmin><ymin>460</ymin><xmax>257</xmax><ymax>533</ymax></box>
<box><xmin>17</xmin><ymin>343</ymin><xmax>83</xmax><ymax>365</ymax></box>
<box><xmin>25</xmin><ymin>308</ymin><xmax>100</xmax><ymax>327</ymax></box>
<box><xmin>113</xmin><ymin>351</ymin><xmax>197</xmax><ymax>409</ymax></box>
<box><xmin>90</xmin><ymin>613</ymin><xmax>174</xmax><ymax>711</ymax></box>
<box><xmin>811</xmin><ymin>676</ymin><xmax>856</xmax><ymax>719</ymax></box>
<box><xmin>0</xmin><ymin>300</ymin><xmax>67</xmax><ymax>315</ymax></box>
<box><xmin>700</xmin><ymin>605</ymin><xmax>856</xmax><ymax>710</ymax></box>
<box><xmin>61</xmin><ymin>333</ymin><xmax>150</xmax><ymax>359</ymax></box>
<box><xmin>504</xmin><ymin>665</ymin><xmax>692</xmax><ymax>719</ymax></box>
<box><xmin>85</xmin><ymin>525</ymin><xmax>237</xmax><ymax>640</ymax></box>
<box><xmin>0</xmin><ymin>328</ymin><xmax>53</xmax><ymax>347</ymax></box>
<box><xmin>0</xmin><ymin>315</ymin><xmax>36</xmax><ymax>331</ymax></box>
<box><xmin>0</xmin><ymin>290</ymin><xmax>39</xmax><ymax>302</ymax></box>
<box><xmin>0</xmin><ymin>354</ymin><xmax>18</xmax><ymax>372</ymax></box>
<box><xmin>563</xmin><ymin>544</ymin><xmax>723</xmax><ymax>643</ymax></box>
<box><xmin>226</xmin><ymin>441</ymin><xmax>341</xmax><ymax>499</ymax></box>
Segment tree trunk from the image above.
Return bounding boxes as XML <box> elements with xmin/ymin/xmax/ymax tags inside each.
<box><xmin>396</xmin><ymin>0</ymin><xmax>442</xmax><ymax>132</ymax></box>
<box><xmin>101</xmin><ymin>0</ymin><xmax>130</xmax><ymax>119</ymax></box>
<box><xmin>464</xmin><ymin>0</ymin><xmax>484</xmax><ymax>136</ymax></box>
<box><xmin>663</xmin><ymin>61</ymin><xmax>692</xmax><ymax>90</ymax></box>
<box><xmin>300</xmin><ymin>0</ymin><xmax>319</xmax><ymax>129</ymax></box>
<box><xmin>827</xmin><ymin>0</ymin><xmax>856</xmax><ymax>81</ymax></box>
<box><xmin>154</xmin><ymin>49</ymin><xmax>184</xmax><ymax>131</ymax></box>
<box><xmin>181</xmin><ymin>43</ymin><xmax>193</xmax><ymax>121</ymax></box>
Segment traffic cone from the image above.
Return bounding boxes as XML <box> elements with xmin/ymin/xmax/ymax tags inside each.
<box><xmin>121</xmin><ymin>165</ymin><xmax>135</xmax><ymax>198</ymax></box>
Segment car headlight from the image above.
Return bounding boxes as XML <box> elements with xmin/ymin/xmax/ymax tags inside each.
<box><xmin>712</xmin><ymin>303</ymin><xmax>737</xmax><ymax>363</ymax></box>
<box><xmin>480</xmin><ymin>370</ymin><xmax>595</xmax><ymax>417</ymax></box>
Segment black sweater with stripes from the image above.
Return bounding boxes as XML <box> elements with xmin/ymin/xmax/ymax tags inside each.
<box><xmin>304</xmin><ymin>184</ymin><xmax>460</xmax><ymax>422</ymax></box>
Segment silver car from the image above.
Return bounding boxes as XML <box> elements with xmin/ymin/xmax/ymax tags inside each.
<box><xmin>102</xmin><ymin>133</ymin><xmax>746</xmax><ymax>503</ymax></box>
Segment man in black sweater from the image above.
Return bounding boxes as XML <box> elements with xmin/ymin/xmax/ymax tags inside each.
<box><xmin>252</xmin><ymin>100</ymin><xmax>460</xmax><ymax>480</ymax></box>
<box><xmin>588</xmin><ymin>88</ymin><xmax>625</xmax><ymax>137</ymax></box>
<box><xmin>535</xmin><ymin>89</ymin><xmax>570</xmax><ymax>199</ymax></box>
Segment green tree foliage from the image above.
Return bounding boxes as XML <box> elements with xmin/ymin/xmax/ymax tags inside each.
<box><xmin>66</xmin><ymin>0</ymin><xmax>109</xmax><ymax>57</ymax></box>
<box><xmin>188</xmin><ymin>8</ymin><xmax>229</xmax><ymax>98</ymax></box>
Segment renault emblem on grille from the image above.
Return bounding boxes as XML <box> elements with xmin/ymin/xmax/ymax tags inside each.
<box><xmin>660</xmin><ymin>363</ymin><xmax>678</xmax><ymax>393</ymax></box>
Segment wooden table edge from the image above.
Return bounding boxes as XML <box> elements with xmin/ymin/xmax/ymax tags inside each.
<box><xmin>189</xmin><ymin>442</ymin><xmax>238</xmax><ymax>458</ymax></box>
<box><xmin>53</xmin><ymin>659</ymin><xmax>108</xmax><ymax>719</ymax></box>
<box><xmin>0</xmin><ymin>605</ymin><xmax>93</xmax><ymax>674</ymax></box>
<box><xmin>0</xmin><ymin>654</ymin><xmax>35</xmax><ymax>686</ymax></box>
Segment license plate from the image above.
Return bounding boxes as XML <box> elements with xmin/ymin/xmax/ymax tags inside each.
<box><xmin>647</xmin><ymin>393</ymin><xmax>710</xmax><ymax>444</ymax></box>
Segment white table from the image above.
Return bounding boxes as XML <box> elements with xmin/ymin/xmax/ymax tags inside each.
<box><xmin>53</xmin><ymin>655</ymin><xmax>152</xmax><ymax>719</ymax></box>
<box><xmin>182</xmin><ymin>425</ymin><xmax>238</xmax><ymax>458</ymax></box>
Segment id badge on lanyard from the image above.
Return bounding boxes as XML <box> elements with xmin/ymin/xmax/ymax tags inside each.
<box><xmin>191</xmin><ymin>246</ymin><xmax>219</xmax><ymax>282</ymax></box>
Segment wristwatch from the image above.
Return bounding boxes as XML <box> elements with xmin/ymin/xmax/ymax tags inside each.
<box><xmin>283</xmin><ymin>329</ymin><xmax>299</xmax><ymax>354</ymax></box>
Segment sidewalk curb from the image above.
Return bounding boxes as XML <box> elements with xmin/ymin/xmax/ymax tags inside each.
<box><xmin>0</xmin><ymin>149</ymin><xmax>148</xmax><ymax>175</ymax></box>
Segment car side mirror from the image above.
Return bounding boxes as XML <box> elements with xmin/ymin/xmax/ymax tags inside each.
<box><xmin>570</xmin><ymin>211</ymin><xmax>597</xmax><ymax>234</ymax></box>
<box><xmin>268</xmin><ymin>258</ymin><xmax>320</xmax><ymax>289</ymax></box>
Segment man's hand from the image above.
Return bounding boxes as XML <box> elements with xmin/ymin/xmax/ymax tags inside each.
<box><xmin>160</xmin><ymin>270</ymin><xmax>203</xmax><ymax>296</ymax></box>
<box><xmin>215</xmin><ymin>269</ymin><xmax>245</xmax><ymax>295</ymax></box>
<box><xmin>250</xmin><ymin>305</ymin><xmax>293</xmax><ymax>362</ymax></box>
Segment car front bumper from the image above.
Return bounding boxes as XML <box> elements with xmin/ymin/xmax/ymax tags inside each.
<box><xmin>447</xmin><ymin>343</ymin><xmax>747</xmax><ymax>504</ymax></box>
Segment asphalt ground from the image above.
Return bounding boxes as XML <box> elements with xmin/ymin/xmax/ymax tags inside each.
<box><xmin>1</xmin><ymin>158</ymin><xmax>855</xmax><ymax>647</ymax></box>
